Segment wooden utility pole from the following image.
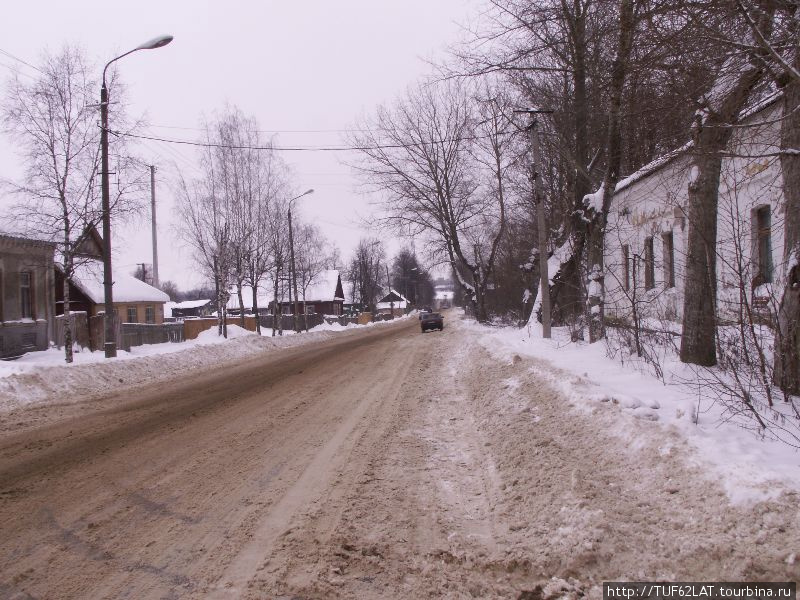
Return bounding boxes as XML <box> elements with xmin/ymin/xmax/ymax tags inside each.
<box><xmin>149</xmin><ymin>165</ymin><xmax>159</xmax><ymax>288</ymax></box>
<box><xmin>386</xmin><ymin>265</ymin><xmax>394</xmax><ymax>318</ymax></box>
<box><xmin>288</xmin><ymin>206</ymin><xmax>300</xmax><ymax>332</ymax></box>
<box><xmin>516</xmin><ymin>110</ymin><xmax>552</xmax><ymax>338</ymax></box>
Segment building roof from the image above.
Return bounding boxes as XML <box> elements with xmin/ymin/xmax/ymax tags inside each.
<box><xmin>378</xmin><ymin>289</ymin><xmax>408</xmax><ymax>304</ymax></box>
<box><xmin>0</xmin><ymin>232</ymin><xmax>57</xmax><ymax>248</ymax></box>
<box><xmin>301</xmin><ymin>269</ymin><xmax>344</xmax><ymax>302</ymax></box>
<box><xmin>170</xmin><ymin>299</ymin><xmax>212</xmax><ymax>310</ymax></box>
<box><xmin>68</xmin><ymin>259</ymin><xmax>169</xmax><ymax>304</ymax></box>
<box><xmin>377</xmin><ymin>288</ymin><xmax>409</xmax><ymax>310</ymax></box>
<box><xmin>224</xmin><ymin>270</ymin><xmax>344</xmax><ymax>310</ymax></box>
<box><xmin>613</xmin><ymin>92</ymin><xmax>782</xmax><ymax>195</ymax></box>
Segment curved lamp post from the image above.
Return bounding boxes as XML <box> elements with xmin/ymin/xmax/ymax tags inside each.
<box><xmin>101</xmin><ymin>35</ymin><xmax>173</xmax><ymax>358</ymax></box>
<box><xmin>287</xmin><ymin>189</ymin><xmax>314</xmax><ymax>332</ymax></box>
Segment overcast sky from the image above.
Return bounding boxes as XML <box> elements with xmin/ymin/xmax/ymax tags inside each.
<box><xmin>0</xmin><ymin>1</ymin><xmax>482</xmax><ymax>289</ymax></box>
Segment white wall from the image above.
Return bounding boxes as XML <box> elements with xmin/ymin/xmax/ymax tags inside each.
<box><xmin>604</xmin><ymin>99</ymin><xmax>786</xmax><ymax>324</ymax></box>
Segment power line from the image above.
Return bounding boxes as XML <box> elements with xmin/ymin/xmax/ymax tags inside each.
<box><xmin>146</xmin><ymin>123</ymin><xmax>372</xmax><ymax>134</ymax></box>
<box><xmin>112</xmin><ymin>129</ymin><xmax>513</xmax><ymax>153</ymax></box>
<box><xmin>0</xmin><ymin>47</ymin><xmax>42</xmax><ymax>73</ymax></box>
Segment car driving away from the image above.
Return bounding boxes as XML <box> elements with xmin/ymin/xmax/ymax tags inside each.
<box><xmin>420</xmin><ymin>311</ymin><xmax>443</xmax><ymax>332</ymax></box>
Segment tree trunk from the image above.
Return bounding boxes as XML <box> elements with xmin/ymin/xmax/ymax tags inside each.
<box><xmin>302</xmin><ymin>289</ymin><xmax>309</xmax><ymax>332</ymax></box>
<box><xmin>586</xmin><ymin>0</ymin><xmax>636</xmax><ymax>343</ymax></box>
<box><xmin>773</xmin><ymin>43</ymin><xmax>800</xmax><ymax>393</ymax></box>
<box><xmin>548</xmin><ymin>0</ymin><xmax>591</xmax><ymax>325</ymax></box>
<box><xmin>275</xmin><ymin>269</ymin><xmax>283</xmax><ymax>337</ymax></box>
<box><xmin>252</xmin><ymin>283</ymin><xmax>260</xmax><ymax>335</ymax></box>
<box><xmin>237</xmin><ymin>283</ymin><xmax>245</xmax><ymax>328</ymax></box>
<box><xmin>680</xmin><ymin>60</ymin><xmax>768</xmax><ymax>365</ymax></box>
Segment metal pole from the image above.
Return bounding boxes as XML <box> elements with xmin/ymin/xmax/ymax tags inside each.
<box><xmin>288</xmin><ymin>206</ymin><xmax>299</xmax><ymax>332</ymax></box>
<box><xmin>100</xmin><ymin>82</ymin><xmax>117</xmax><ymax>358</ymax></box>
<box><xmin>214</xmin><ymin>254</ymin><xmax>221</xmax><ymax>336</ymax></box>
<box><xmin>150</xmin><ymin>165</ymin><xmax>159</xmax><ymax>288</ymax></box>
<box><xmin>529</xmin><ymin>118</ymin><xmax>552</xmax><ymax>338</ymax></box>
<box><xmin>386</xmin><ymin>265</ymin><xmax>394</xmax><ymax>318</ymax></box>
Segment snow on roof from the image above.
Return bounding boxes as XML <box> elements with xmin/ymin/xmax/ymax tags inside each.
<box><xmin>614</xmin><ymin>142</ymin><xmax>693</xmax><ymax>195</ymax></box>
<box><xmin>379</xmin><ymin>289</ymin><xmax>408</xmax><ymax>303</ymax></box>
<box><xmin>301</xmin><ymin>269</ymin><xmax>343</xmax><ymax>302</ymax></box>
<box><xmin>170</xmin><ymin>299</ymin><xmax>212</xmax><ymax>309</ymax></box>
<box><xmin>0</xmin><ymin>231</ymin><xmax>57</xmax><ymax>247</ymax></box>
<box><xmin>614</xmin><ymin>93</ymin><xmax>782</xmax><ymax>196</ymax></box>
<box><xmin>224</xmin><ymin>286</ymin><xmax>271</xmax><ymax>310</ymax></box>
<box><xmin>70</xmin><ymin>259</ymin><xmax>169</xmax><ymax>304</ymax></box>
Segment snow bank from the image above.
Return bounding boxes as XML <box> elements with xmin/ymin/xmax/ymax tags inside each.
<box><xmin>459</xmin><ymin>318</ymin><xmax>800</xmax><ymax>505</ymax></box>
<box><xmin>0</xmin><ymin>317</ymin><xmax>412</xmax><ymax>414</ymax></box>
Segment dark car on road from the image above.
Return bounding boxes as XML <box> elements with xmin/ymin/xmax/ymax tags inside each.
<box><xmin>420</xmin><ymin>312</ymin><xmax>444</xmax><ymax>332</ymax></box>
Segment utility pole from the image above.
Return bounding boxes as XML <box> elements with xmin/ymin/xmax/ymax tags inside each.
<box><xmin>515</xmin><ymin>109</ymin><xmax>552</xmax><ymax>338</ymax></box>
<box><xmin>288</xmin><ymin>205</ymin><xmax>300</xmax><ymax>332</ymax></box>
<box><xmin>100</xmin><ymin>79</ymin><xmax>116</xmax><ymax>358</ymax></box>
<box><xmin>149</xmin><ymin>165</ymin><xmax>159</xmax><ymax>288</ymax></box>
<box><xmin>386</xmin><ymin>265</ymin><xmax>394</xmax><ymax>319</ymax></box>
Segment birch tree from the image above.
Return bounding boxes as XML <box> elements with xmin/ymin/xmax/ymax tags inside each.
<box><xmin>2</xmin><ymin>45</ymin><xmax>142</xmax><ymax>362</ymax></box>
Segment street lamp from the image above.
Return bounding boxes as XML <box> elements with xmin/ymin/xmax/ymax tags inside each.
<box><xmin>287</xmin><ymin>189</ymin><xmax>315</xmax><ymax>333</ymax></box>
<box><xmin>100</xmin><ymin>34</ymin><xmax>173</xmax><ymax>358</ymax></box>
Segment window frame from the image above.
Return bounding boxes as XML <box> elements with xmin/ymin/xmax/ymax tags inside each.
<box><xmin>754</xmin><ymin>205</ymin><xmax>773</xmax><ymax>284</ymax></box>
<box><xmin>662</xmin><ymin>231</ymin><xmax>675</xmax><ymax>288</ymax></box>
<box><xmin>126</xmin><ymin>306</ymin><xmax>138</xmax><ymax>323</ymax></box>
<box><xmin>20</xmin><ymin>270</ymin><xmax>34</xmax><ymax>319</ymax></box>
<box><xmin>644</xmin><ymin>237</ymin><xmax>655</xmax><ymax>290</ymax></box>
<box><xmin>145</xmin><ymin>305</ymin><xmax>155</xmax><ymax>324</ymax></box>
<box><xmin>622</xmin><ymin>245</ymin><xmax>630</xmax><ymax>292</ymax></box>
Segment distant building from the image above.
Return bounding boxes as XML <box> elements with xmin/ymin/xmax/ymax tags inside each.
<box><xmin>376</xmin><ymin>289</ymin><xmax>409</xmax><ymax>315</ymax></box>
<box><xmin>0</xmin><ymin>233</ymin><xmax>56</xmax><ymax>358</ymax></box>
<box><xmin>433</xmin><ymin>277</ymin><xmax>454</xmax><ymax>310</ymax></box>
<box><xmin>166</xmin><ymin>299</ymin><xmax>214</xmax><ymax>320</ymax></box>
<box><xmin>275</xmin><ymin>269</ymin><xmax>345</xmax><ymax>316</ymax></box>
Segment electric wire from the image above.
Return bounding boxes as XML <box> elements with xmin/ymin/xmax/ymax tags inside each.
<box><xmin>112</xmin><ymin>128</ymin><xmax>516</xmax><ymax>153</ymax></box>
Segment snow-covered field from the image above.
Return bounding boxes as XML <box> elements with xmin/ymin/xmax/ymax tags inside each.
<box><xmin>0</xmin><ymin>317</ymin><xmax>405</xmax><ymax>414</ymax></box>
<box><xmin>462</xmin><ymin>316</ymin><xmax>800</xmax><ymax>504</ymax></box>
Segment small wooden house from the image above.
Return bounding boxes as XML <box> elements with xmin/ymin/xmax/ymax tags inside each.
<box><xmin>55</xmin><ymin>227</ymin><xmax>169</xmax><ymax>324</ymax></box>
<box><xmin>275</xmin><ymin>270</ymin><xmax>345</xmax><ymax>316</ymax></box>
<box><xmin>376</xmin><ymin>289</ymin><xmax>409</xmax><ymax>315</ymax></box>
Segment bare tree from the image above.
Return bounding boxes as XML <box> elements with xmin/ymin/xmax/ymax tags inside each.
<box><xmin>347</xmin><ymin>238</ymin><xmax>386</xmax><ymax>313</ymax></box>
<box><xmin>680</xmin><ymin>5</ymin><xmax>775</xmax><ymax>366</ymax></box>
<box><xmin>736</xmin><ymin>0</ymin><xmax>800</xmax><ymax>392</ymax></box>
<box><xmin>2</xmin><ymin>44</ymin><xmax>142</xmax><ymax>362</ymax></box>
<box><xmin>583</xmin><ymin>0</ymin><xmax>637</xmax><ymax>343</ymax></box>
<box><xmin>295</xmin><ymin>222</ymin><xmax>334</xmax><ymax>330</ymax></box>
<box><xmin>350</xmin><ymin>80</ymin><xmax>511</xmax><ymax>322</ymax></box>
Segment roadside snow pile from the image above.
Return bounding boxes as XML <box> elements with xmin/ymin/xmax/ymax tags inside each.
<box><xmin>458</xmin><ymin>318</ymin><xmax>800</xmax><ymax>504</ymax></box>
<box><xmin>0</xmin><ymin>317</ymin><xmax>410</xmax><ymax>413</ymax></box>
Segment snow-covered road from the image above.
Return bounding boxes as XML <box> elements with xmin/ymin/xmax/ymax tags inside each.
<box><xmin>0</xmin><ymin>313</ymin><xmax>797</xmax><ymax>599</ymax></box>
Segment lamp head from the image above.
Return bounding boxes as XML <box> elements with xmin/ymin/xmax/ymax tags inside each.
<box><xmin>136</xmin><ymin>35</ymin><xmax>174</xmax><ymax>50</ymax></box>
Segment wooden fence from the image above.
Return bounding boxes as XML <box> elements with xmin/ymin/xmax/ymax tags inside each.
<box><xmin>53</xmin><ymin>311</ymin><xmax>90</xmax><ymax>349</ymax></box>
<box><xmin>121</xmin><ymin>323</ymin><xmax>184</xmax><ymax>351</ymax></box>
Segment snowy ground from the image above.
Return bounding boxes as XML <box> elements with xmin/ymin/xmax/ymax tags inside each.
<box><xmin>0</xmin><ymin>317</ymin><xmax>408</xmax><ymax>416</ymax></box>
<box><xmin>463</xmin><ymin>314</ymin><xmax>800</xmax><ymax>504</ymax></box>
<box><xmin>1</xmin><ymin>310</ymin><xmax>798</xmax><ymax>598</ymax></box>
